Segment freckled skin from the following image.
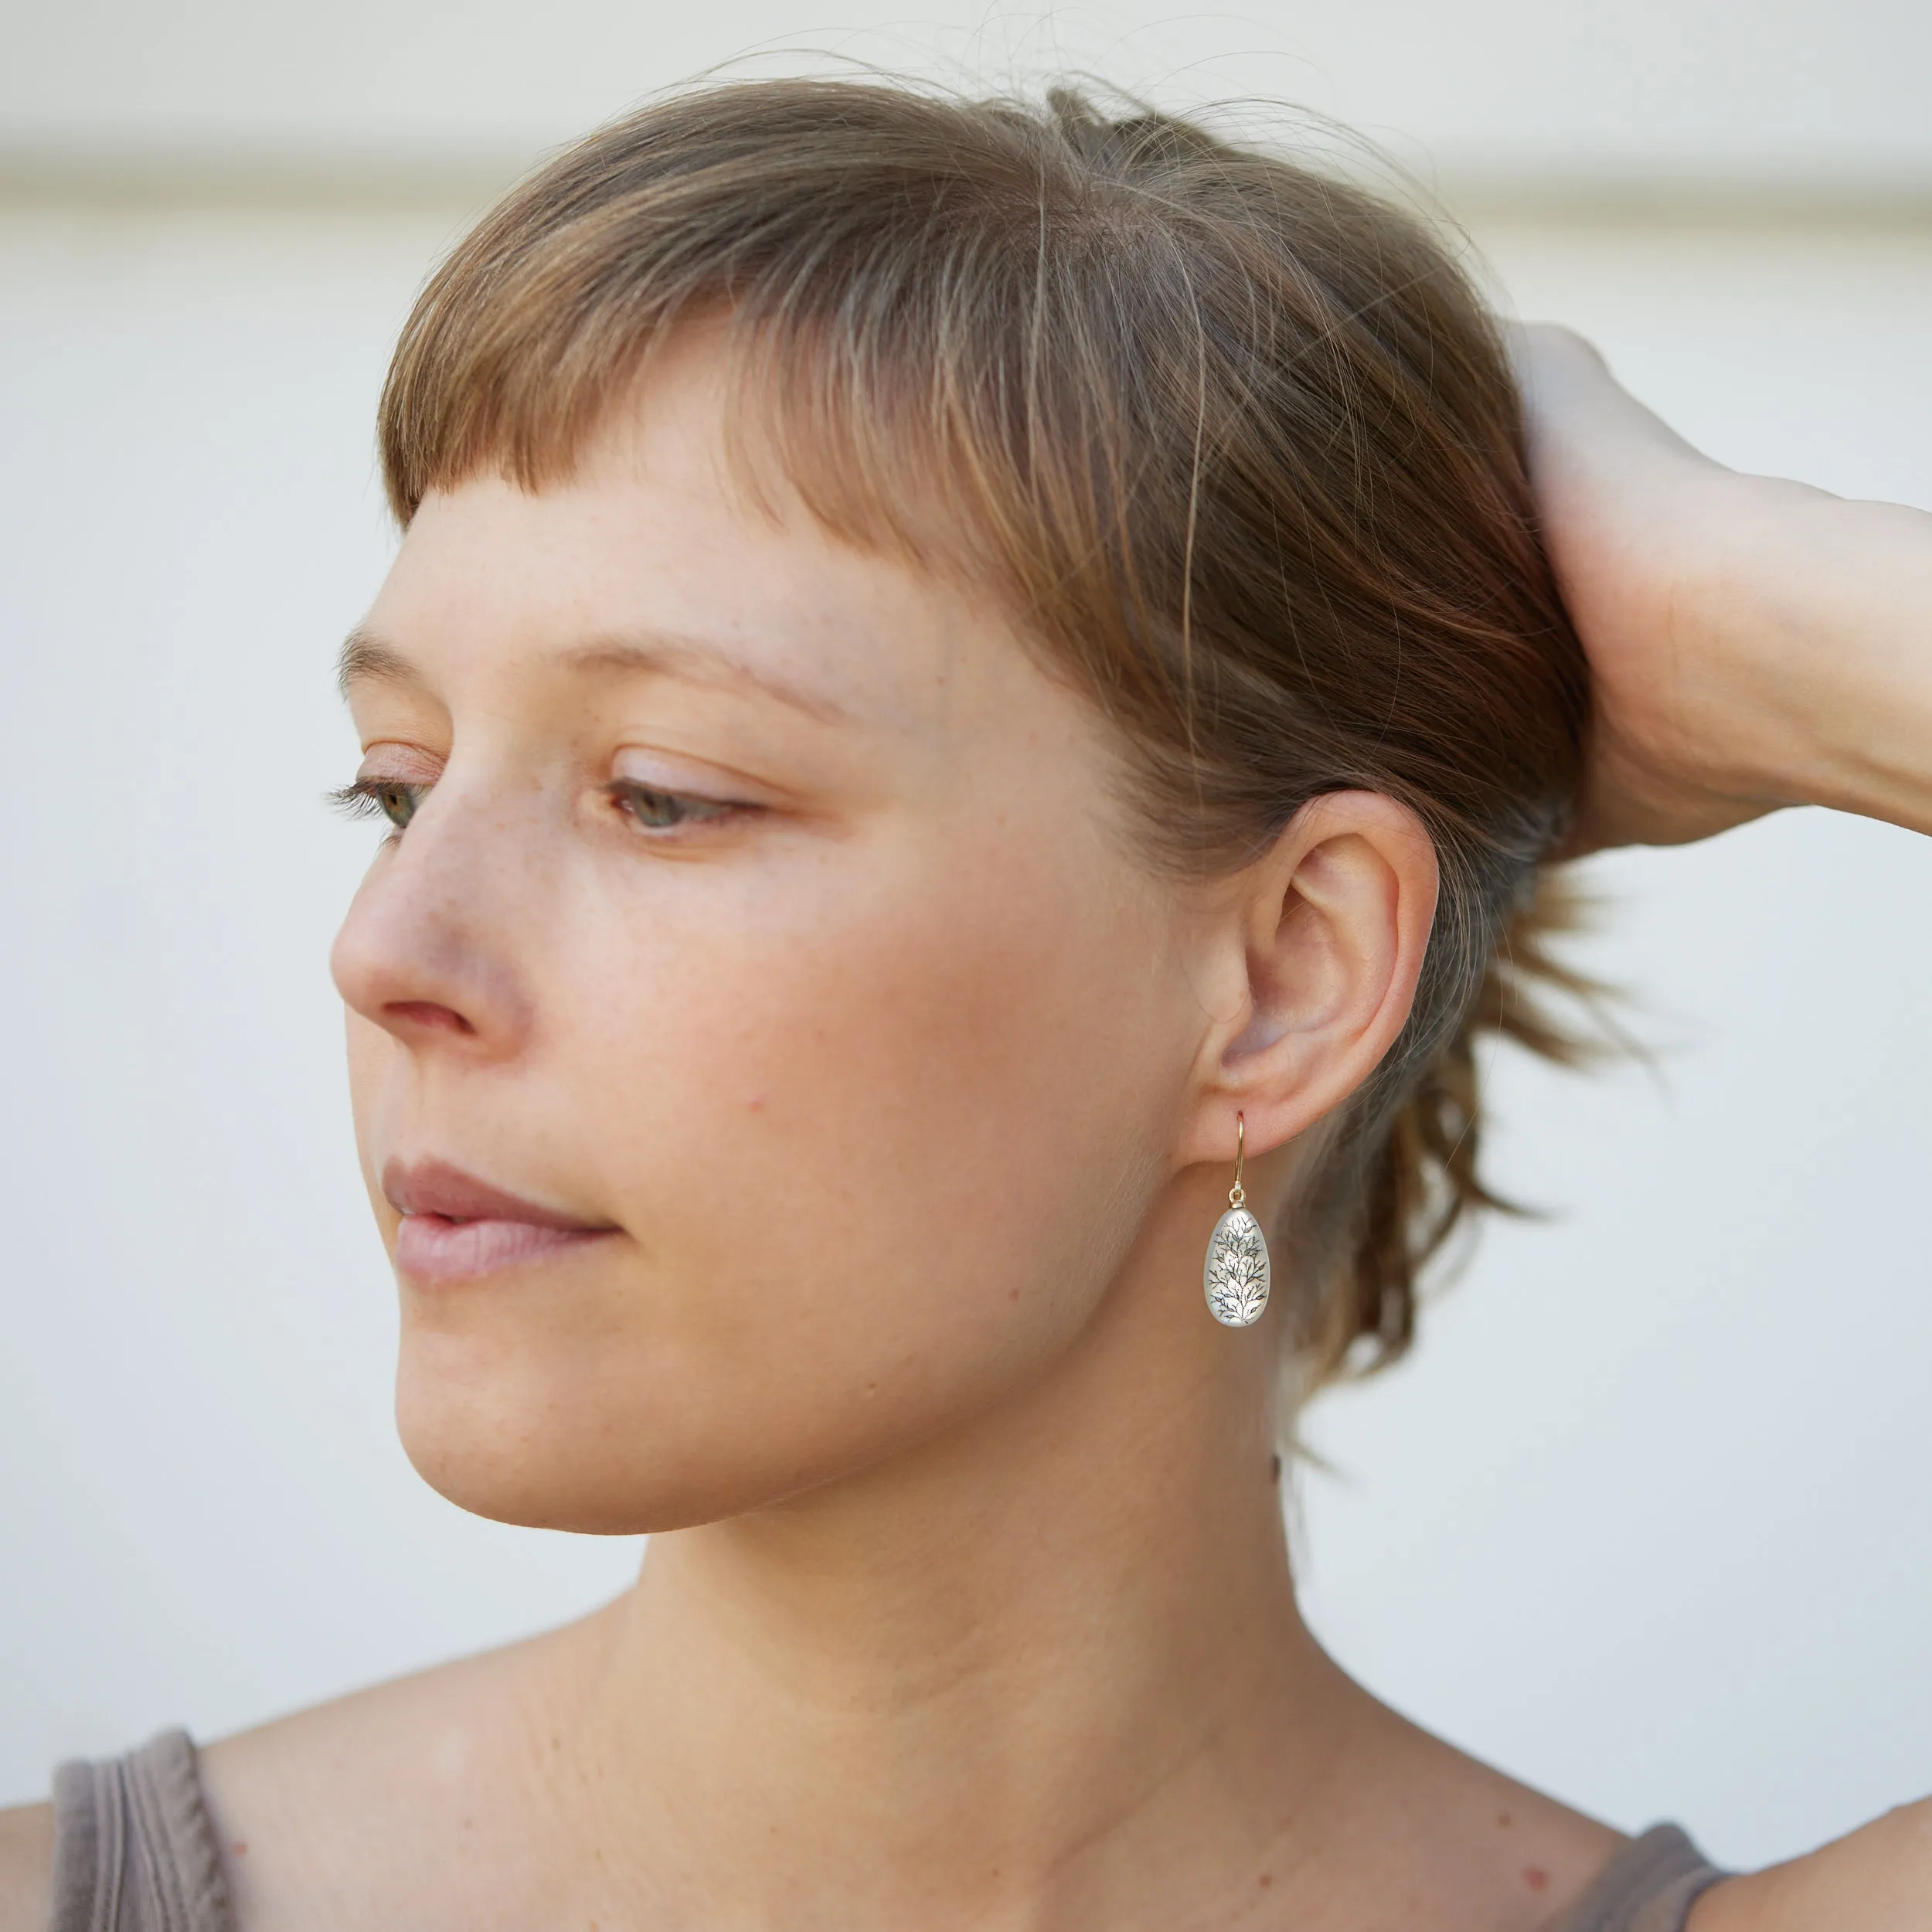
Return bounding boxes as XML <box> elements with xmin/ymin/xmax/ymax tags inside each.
<box><xmin>333</xmin><ymin>366</ymin><xmax>1205</xmax><ymax>1537</ymax></box>
<box><xmin>7</xmin><ymin>270</ymin><xmax>1927</xmax><ymax>1932</ymax></box>
<box><xmin>155</xmin><ymin>330</ymin><xmax>1632</xmax><ymax>1932</ymax></box>
<box><xmin>56</xmin><ymin>318</ymin><xmax>1932</xmax><ymax>1932</ymax></box>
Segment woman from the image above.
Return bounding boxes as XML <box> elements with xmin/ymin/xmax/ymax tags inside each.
<box><xmin>3</xmin><ymin>79</ymin><xmax>1927</xmax><ymax>1932</ymax></box>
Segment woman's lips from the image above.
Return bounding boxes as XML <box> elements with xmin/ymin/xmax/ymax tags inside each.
<box><xmin>383</xmin><ymin>1157</ymin><xmax>618</xmax><ymax>1285</ymax></box>
<box><xmin>395</xmin><ymin>1214</ymin><xmax>614</xmax><ymax>1284</ymax></box>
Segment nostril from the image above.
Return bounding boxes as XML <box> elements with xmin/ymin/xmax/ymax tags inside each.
<box><xmin>384</xmin><ymin>999</ymin><xmax>477</xmax><ymax>1036</ymax></box>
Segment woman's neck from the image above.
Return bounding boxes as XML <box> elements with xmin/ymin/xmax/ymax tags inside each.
<box><xmin>201</xmin><ymin>1194</ymin><xmax>1621</xmax><ymax>1931</ymax></box>
<box><xmin>529</xmin><ymin>1209</ymin><xmax>1379</xmax><ymax>1929</ymax></box>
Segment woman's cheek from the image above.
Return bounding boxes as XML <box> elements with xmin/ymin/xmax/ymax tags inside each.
<box><xmin>383</xmin><ymin>793</ymin><xmax>1174</xmax><ymax>1530</ymax></box>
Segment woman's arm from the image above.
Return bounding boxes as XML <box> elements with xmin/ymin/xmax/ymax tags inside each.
<box><xmin>1692</xmin><ymin>1798</ymin><xmax>1932</xmax><ymax>1930</ymax></box>
<box><xmin>1511</xmin><ymin>322</ymin><xmax>1932</xmax><ymax>850</ymax></box>
<box><xmin>1517</xmin><ymin>326</ymin><xmax>1932</xmax><ymax>1924</ymax></box>
<box><xmin>0</xmin><ymin>1803</ymin><xmax>53</xmax><ymax>1931</ymax></box>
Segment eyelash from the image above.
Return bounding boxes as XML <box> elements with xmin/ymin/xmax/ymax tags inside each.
<box><xmin>328</xmin><ymin>777</ymin><xmax>424</xmax><ymax>830</ymax></box>
<box><xmin>326</xmin><ymin>777</ymin><xmax>741</xmax><ymax>836</ymax></box>
<box><xmin>606</xmin><ymin>780</ymin><xmax>739</xmax><ymax>832</ymax></box>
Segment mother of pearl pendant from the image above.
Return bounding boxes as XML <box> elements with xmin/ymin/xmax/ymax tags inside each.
<box><xmin>1203</xmin><ymin>1205</ymin><xmax>1271</xmax><ymax>1328</ymax></box>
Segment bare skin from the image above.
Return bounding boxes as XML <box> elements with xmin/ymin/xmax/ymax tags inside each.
<box><xmin>1510</xmin><ymin>322</ymin><xmax>1932</xmax><ymax>849</ymax></box>
<box><xmin>1515</xmin><ymin>321</ymin><xmax>1932</xmax><ymax>1923</ymax></box>
<box><xmin>2</xmin><ymin>326</ymin><xmax>1927</xmax><ymax>1930</ymax></box>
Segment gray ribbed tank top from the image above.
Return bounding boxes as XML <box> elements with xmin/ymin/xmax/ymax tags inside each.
<box><xmin>49</xmin><ymin>1730</ymin><xmax>1729</xmax><ymax>1931</ymax></box>
<box><xmin>49</xmin><ymin>1733</ymin><xmax>233</xmax><ymax>1932</ymax></box>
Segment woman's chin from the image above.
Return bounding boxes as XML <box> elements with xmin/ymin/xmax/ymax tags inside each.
<box><xmin>395</xmin><ymin>1408</ymin><xmax>667</xmax><ymax>1536</ymax></box>
<box><xmin>390</xmin><ymin>1357</ymin><xmax>844</xmax><ymax>1536</ymax></box>
<box><xmin>386</xmin><ymin>1290</ymin><xmax>1054</xmax><ymax>1534</ymax></box>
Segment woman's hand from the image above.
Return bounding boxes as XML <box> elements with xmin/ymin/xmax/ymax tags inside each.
<box><xmin>1510</xmin><ymin>322</ymin><xmax>1932</xmax><ymax>852</ymax></box>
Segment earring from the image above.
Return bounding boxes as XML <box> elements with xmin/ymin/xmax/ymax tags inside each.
<box><xmin>1204</xmin><ymin>1112</ymin><xmax>1270</xmax><ymax>1328</ymax></box>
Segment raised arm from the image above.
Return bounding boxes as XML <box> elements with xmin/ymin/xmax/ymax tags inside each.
<box><xmin>1511</xmin><ymin>322</ymin><xmax>1932</xmax><ymax>851</ymax></box>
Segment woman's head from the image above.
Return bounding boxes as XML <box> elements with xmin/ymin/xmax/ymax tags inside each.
<box><xmin>332</xmin><ymin>80</ymin><xmax>1587</xmax><ymax>1532</ymax></box>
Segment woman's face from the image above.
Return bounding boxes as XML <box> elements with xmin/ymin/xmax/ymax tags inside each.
<box><xmin>331</xmin><ymin>336</ymin><xmax>1218</xmax><ymax>1532</ymax></box>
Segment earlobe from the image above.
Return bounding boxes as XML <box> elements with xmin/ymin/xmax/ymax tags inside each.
<box><xmin>1183</xmin><ymin>791</ymin><xmax>1437</xmax><ymax>1168</ymax></box>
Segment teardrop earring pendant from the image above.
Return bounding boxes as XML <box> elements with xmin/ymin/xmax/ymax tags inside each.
<box><xmin>1203</xmin><ymin>1112</ymin><xmax>1270</xmax><ymax>1328</ymax></box>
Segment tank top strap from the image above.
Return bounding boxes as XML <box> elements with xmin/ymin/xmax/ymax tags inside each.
<box><xmin>49</xmin><ymin>1730</ymin><xmax>234</xmax><ymax>1932</ymax></box>
<box><xmin>1556</xmin><ymin>1824</ymin><xmax>1729</xmax><ymax>1932</ymax></box>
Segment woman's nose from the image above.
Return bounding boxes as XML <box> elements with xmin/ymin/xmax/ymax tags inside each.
<box><xmin>329</xmin><ymin>788</ymin><xmax>537</xmax><ymax>1056</ymax></box>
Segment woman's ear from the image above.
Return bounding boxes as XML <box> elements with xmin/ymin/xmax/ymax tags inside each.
<box><xmin>1176</xmin><ymin>791</ymin><xmax>1438</xmax><ymax>1171</ymax></box>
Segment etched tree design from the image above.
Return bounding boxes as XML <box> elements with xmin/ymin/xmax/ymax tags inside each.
<box><xmin>1207</xmin><ymin>1215</ymin><xmax>1270</xmax><ymax>1325</ymax></box>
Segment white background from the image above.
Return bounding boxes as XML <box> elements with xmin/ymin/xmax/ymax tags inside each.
<box><xmin>2</xmin><ymin>0</ymin><xmax>1928</xmax><ymax>1875</ymax></box>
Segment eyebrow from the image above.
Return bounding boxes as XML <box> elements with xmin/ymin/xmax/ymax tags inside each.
<box><xmin>336</xmin><ymin>625</ymin><xmax>855</xmax><ymax>724</ymax></box>
<box><xmin>337</xmin><ymin>628</ymin><xmax>417</xmax><ymax>696</ymax></box>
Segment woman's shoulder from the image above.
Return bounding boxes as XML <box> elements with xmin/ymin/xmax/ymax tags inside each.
<box><xmin>1693</xmin><ymin>1798</ymin><xmax>1932</xmax><ymax>1930</ymax></box>
<box><xmin>0</xmin><ymin>1653</ymin><xmax>526</xmax><ymax>1932</ymax></box>
<box><xmin>0</xmin><ymin>1611</ymin><xmax>611</xmax><ymax>1932</ymax></box>
<box><xmin>195</xmin><ymin>1610</ymin><xmax>611</xmax><ymax>1930</ymax></box>
<box><xmin>0</xmin><ymin>1801</ymin><xmax>53</xmax><ymax>1932</ymax></box>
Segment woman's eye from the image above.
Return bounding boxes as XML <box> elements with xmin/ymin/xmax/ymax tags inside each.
<box><xmin>610</xmin><ymin>781</ymin><xmax>735</xmax><ymax>832</ymax></box>
<box><xmin>329</xmin><ymin>778</ymin><xmax>427</xmax><ymax>830</ymax></box>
